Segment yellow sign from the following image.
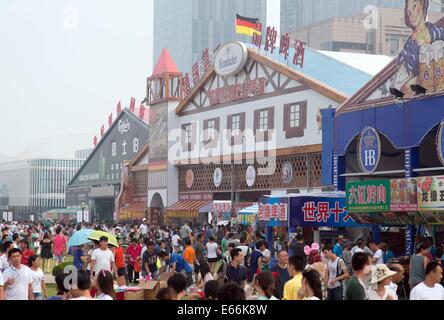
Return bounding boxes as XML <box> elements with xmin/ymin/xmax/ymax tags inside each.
<box><xmin>165</xmin><ymin>210</ymin><xmax>199</xmax><ymax>219</ymax></box>
<box><xmin>120</xmin><ymin>211</ymin><xmax>146</xmax><ymax>221</ymax></box>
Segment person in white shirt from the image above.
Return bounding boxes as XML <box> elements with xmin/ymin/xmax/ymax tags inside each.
<box><xmin>350</xmin><ymin>239</ymin><xmax>374</xmax><ymax>258</ymax></box>
<box><xmin>12</xmin><ymin>234</ymin><xmax>20</xmax><ymax>249</ymax></box>
<box><xmin>0</xmin><ymin>241</ymin><xmax>12</xmax><ymax>271</ymax></box>
<box><xmin>206</xmin><ymin>236</ymin><xmax>221</xmax><ymax>274</ymax></box>
<box><xmin>370</xmin><ymin>241</ymin><xmax>384</xmax><ymax>265</ymax></box>
<box><xmin>237</xmin><ymin>236</ymin><xmax>251</xmax><ymax>267</ymax></box>
<box><xmin>180</xmin><ymin>223</ymin><xmax>192</xmax><ymax>243</ymax></box>
<box><xmin>410</xmin><ymin>261</ymin><xmax>444</xmax><ymax>300</ymax></box>
<box><xmin>386</xmin><ymin>264</ymin><xmax>405</xmax><ymax>299</ymax></box>
<box><xmin>2</xmin><ymin>248</ymin><xmax>34</xmax><ymax>300</ymax></box>
<box><xmin>140</xmin><ymin>219</ymin><xmax>148</xmax><ymax>237</ymax></box>
<box><xmin>0</xmin><ymin>269</ymin><xmax>5</xmax><ymax>300</ymax></box>
<box><xmin>90</xmin><ymin>236</ymin><xmax>116</xmax><ymax>278</ymax></box>
<box><xmin>29</xmin><ymin>255</ymin><xmax>47</xmax><ymax>300</ymax></box>
<box><xmin>171</xmin><ymin>232</ymin><xmax>181</xmax><ymax>248</ymax></box>
<box><xmin>367</xmin><ymin>264</ymin><xmax>397</xmax><ymax>300</ymax></box>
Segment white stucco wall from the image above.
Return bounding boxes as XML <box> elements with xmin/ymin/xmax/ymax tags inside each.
<box><xmin>172</xmin><ymin>89</ymin><xmax>338</xmax><ymax>162</ymax></box>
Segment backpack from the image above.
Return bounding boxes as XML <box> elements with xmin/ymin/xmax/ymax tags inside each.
<box><xmin>215</xmin><ymin>260</ymin><xmax>228</xmax><ymax>285</ymax></box>
<box><xmin>336</xmin><ymin>258</ymin><xmax>346</xmax><ymax>283</ymax></box>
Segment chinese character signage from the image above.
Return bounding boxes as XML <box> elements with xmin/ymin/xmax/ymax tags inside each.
<box><xmin>347</xmin><ymin>180</ymin><xmax>390</xmax><ymax>212</ymax></box>
<box><xmin>165</xmin><ymin>210</ymin><xmax>199</xmax><ymax>219</ymax></box>
<box><xmin>207</xmin><ymin>77</ymin><xmax>266</xmax><ymax>106</ymax></box>
<box><xmin>291</xmin><ymin>196</ymin><xmax>359</xmax><ymax>227</ymax></box>
<box><xmin>417</xmin><ymin>176</ymin><xmax>444</xmax><ymax>211</ymax></box>
<box><xmin>258</xmin><ymin>197</ymin><xmax>288</xmax><ymax>227</ymax></box>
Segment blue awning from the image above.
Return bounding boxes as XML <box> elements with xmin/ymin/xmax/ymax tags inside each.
<box><xmin>238</xmin><ymin>204</ymin><xmax>258</xmax><ymax>214</ymax></box>
<box><xmin>333</xmin><ymin>94</ymin><xmax>444</xmax><ymax>156</ymax></box>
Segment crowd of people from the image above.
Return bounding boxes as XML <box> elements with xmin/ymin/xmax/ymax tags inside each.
<box><xmin>0</xmin><ymin>218</ymin><xmax>444</xmax><ymax>300</ymax></box>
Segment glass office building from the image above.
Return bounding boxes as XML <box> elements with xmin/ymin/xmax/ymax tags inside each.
<box><xmin>0</xmin><ymin>156</ymin><xmax>87</xmax><ymax>219</ymax></box>
<box><xmin>153</xmin><ymin>0</ymin><xmax>266</xmax><ymax>74</ymax></box>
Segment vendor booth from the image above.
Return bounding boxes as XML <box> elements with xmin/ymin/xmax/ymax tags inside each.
<box><xmin>257</xmin><ymin>193</ymin><xmax>361</xmax><ymax>250</ymax></box>
<box><xmin>322</xmin><ymin>1</ymin><xmax>444</xmax><ymax>257</ymax></box>
<box><xmin>236</xmin><ymin>204</ymin><xmax>258</xmax><ymax>226</ymax></box>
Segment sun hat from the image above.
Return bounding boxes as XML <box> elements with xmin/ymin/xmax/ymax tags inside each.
<box><xmin>370</xmin><ymin>264</ymin><xmax>397</xmax><ymax>285</ymax></box>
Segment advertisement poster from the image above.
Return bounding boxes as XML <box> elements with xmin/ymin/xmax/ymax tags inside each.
<box><xmin>258</xmin><ymin>197</ymin><xmax>289</xmax><ymax>227</ymax></box>
<box><xmin>347</xmin><ymin>179</ymin><xmax>418</xmax><ymax>213</ymax></box>
<box><xmin>346</xmin><ymin>180</ymin><xmax>390</xmax><ymax>212</ymax></box>
<box><xmin>148</xmin><ymin>105</ymin><xmax>168</xmax><ymax>161</ymax></box>
<box><xmin>291</xmin><ymin>196</ymin><xmax>359</xmax><ymax>227</ymax></box>
<box><xmin>393</xmin><ymin>1</ymin><xmax>444</xmax><ymax>98</ymax></box>
<box><xmin>417</xmin><ymin>176</ymin><xmax>444</xmax><ymax>211</ymax></box>
<box><xmin>390</xmin><ymin>178</ymin><xmax>418</xmax><ymax>211</ymax></box>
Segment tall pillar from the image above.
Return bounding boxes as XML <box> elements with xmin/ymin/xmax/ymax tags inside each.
<box><xmin>333</xmin><ymin>156</ymin><xmax>346</xmax><ymax>192</ymax></box>
<box><xmin>405</xmin><ymin>147</ymin><xmax>419</xmax><ymax>256</ymax></box>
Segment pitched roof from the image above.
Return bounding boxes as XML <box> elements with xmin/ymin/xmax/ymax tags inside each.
<box><xmin>129</xmin><ymin>142</ymin><xmax>149</xmax><ymax>167</ymax></box>
<box><xmin>335</xmin><ymin>60</ymin><xmax>397</xmax><ymax>115</ymax></box>
<box><xmin>316</xmin><ymin>50</ymin><xmax>392</xmax><ymax>76</ymax></box>
<box><xmin>68</xmin><ymin>108</ymin><xmax>149</xmax><ymax>187</ymax></box>
<box><xmin>249</xmin><ymin>44</ymin><xmax>384</xmax><ymax>97</ymax></box>
<box><xmin>152</xmin><ymin>48</ymin><xmax>180</xmax><ymax>76</ymax></box>
<box><xmin>175</xmin><ymin>48</ymin><xmax>351</xmax><ymax>115</ymax></box>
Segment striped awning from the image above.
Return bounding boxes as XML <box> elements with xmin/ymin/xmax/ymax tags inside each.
<box><xmin>165</xmin><ymin>200</ymin><xmax>212</xmax><ymax>219</ymax></box>
<box><xmin>120</xmin><ymin>202</ymin><xmax>147</xmax><ymax>221</ymax></box>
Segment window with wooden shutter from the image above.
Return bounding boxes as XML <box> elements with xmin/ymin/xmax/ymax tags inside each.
<box><xmin>254</xmin><ymin>107</ymin><xmax>274</xmax><ymax>142</ymax></box>
<box><xmin>181</xmin><ymin>123</ymin><xmax>194</xmax><ymax>152</ymax></box>
<box><xmin>228</xmin><ymin>112</ymin><xmax>245</xmax><ymax>146</ymax></box>
<box><xmin>203</xmin><ymin>118</ymin><xmax>219</xmax><ymax>149</ymax></box>
<box><xmin>284</xmin><ymin>101</ymin><xmax>308</xmax><ymax>139</ymax></box>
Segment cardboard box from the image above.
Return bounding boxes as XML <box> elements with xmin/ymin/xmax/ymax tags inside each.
<box><xmin>157</xmin><ymin>272</ymin><xmax>174</xmax><ymax>282</ymax></box>
<box><xmin>124</xmin><ymin>289</ymin><xmax>144</xmax><ymax>301</ymax></box>
<box><xmin>159</xmin><ymin>281</ymin><xmax>168</xmax><ymax>289</ymax></box>
<box><xmin>137</xmin><ymin>280</ymin><xmax>169</xmax><ymax>300</ymax></box>
<box><xmin>138</xmin><ymin>281</ymin><xmax>160</xmax><ymax>300</ymax></box>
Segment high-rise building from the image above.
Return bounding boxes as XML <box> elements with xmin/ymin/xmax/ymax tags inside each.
<box><xmin>153</xmin><ymin>0</ymin><xmax>266</xmax><ymax>74</ymax></box>
<box><xmin>282</xmin><ymin>1</ymin><xmax>444</xmax><ymax>57</ymax></box>
<box><xmin>281</xmin><ymin>0</ymin><xmax>443</xmax><ymax>33</ymax></box>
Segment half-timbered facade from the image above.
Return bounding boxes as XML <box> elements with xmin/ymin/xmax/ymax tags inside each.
<box><xmin>166</xmin><ymin>41</ymin><xmax>353</xmax><ymax>223</ymax></box>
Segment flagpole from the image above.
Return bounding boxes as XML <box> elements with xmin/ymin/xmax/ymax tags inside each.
<box><xmin>234</xmin><ymin>13</ymin><xmax>238</xmax><ymax>42</ymax></box>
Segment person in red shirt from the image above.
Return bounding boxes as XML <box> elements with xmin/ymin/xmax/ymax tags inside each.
<box><xmin>113</xmin><ymin>237</ymin><xmax>126</xmax><ymax>285</ymax></box>
<box><xmin>126</xmin><ymin>238</ymin><xmax>141</xmax><ymax>285</ymax></box>
<box><xmin>20</xmin><ymin>239</ymin><xmax>35</xmax><ymax>266</ymax></box>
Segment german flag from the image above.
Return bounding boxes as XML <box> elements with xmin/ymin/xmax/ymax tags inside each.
<box><xmin>236</xmin><ymin>14</ymin><xmax>261</xmax><ymax>37</ymax></box>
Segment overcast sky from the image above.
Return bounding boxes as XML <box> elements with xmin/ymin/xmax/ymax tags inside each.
<box><xmin>0</xmin><ymin>0</ymin><xmax>279</xmax><ymax>159</ymax></box>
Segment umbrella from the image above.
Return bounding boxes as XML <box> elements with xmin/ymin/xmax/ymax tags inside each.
<box><xmin>67</xmin><ymin>229</ymin><xmax>94</xmax><ymax>248</ymax></box>
<box><xmin>88</xmin><ymin>230</ymin><xmax>119</xmax><ymax>247</ymax></box>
